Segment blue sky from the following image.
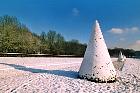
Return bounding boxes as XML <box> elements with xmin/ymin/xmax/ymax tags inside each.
<box><xmin>0</xmin><ymin>0</ymin><xmax>140</xmax><ymax>50</ymax></box>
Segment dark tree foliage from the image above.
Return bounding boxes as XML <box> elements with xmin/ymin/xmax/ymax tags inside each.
<box><xmin>135</xmin><ymin>51</ymin><xmax>140</xmax><ymax>58</ymax></box>
<box><xmin>64</xmin><ymin>40</ymin><xmax>87</xmax><ymax>56</ymax></box>
<box><xmin>108</xmin><ymin>48</ymin><xmax>136</xmax><ymax>58</ymax></box>
<box><xmin>39</xmin><ymin>31</ymin><xmax>47</xmax><ymax>54</ymax></box>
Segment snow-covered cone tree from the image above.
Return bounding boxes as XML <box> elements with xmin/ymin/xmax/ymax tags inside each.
<box><xmin>123</xmin><ymin>55</ymin><xmax>126</xmax><ymax>61</ymax></box>
<box><xmin>79</xmin><ymin>20</ymin><xmax>116</xmax><ymax>82</ymax></box>
<box><xmin>118</xmin><ymin>51</ymin><xmax>125</xmax><ymax>62</ymax></box>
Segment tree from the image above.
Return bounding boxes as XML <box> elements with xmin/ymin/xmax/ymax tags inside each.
<box><xmin>0</xmin><ymin>15</ymin><xmax>89</xmax><ymax>56</ymax></box>
<box><xmin>46</xmin><ymin>30</ymin><xmax>65</xmax><ymax>55</ymax></box>
<box><xmin>46</xmin><ymin>30</ymin><xmax>57</xmax><ymax>54</ymax></box>
<box><xmin>0</xmin><ymin>15</ymin><xmax>41</xmax><ymax>54</ymax></box>
<box><xmin>64</xmin><ymin>39</ymin><xmax>86</xmax><ymax>56</ymax></box>
<box><xmin>55</xmin><ymin>33</ymin><xmax>65</xmax><ymax>55</ymax></box>
<box><xmin>39</xmin><ymin>32</ymin><xmax>47</xmax><ymax>54</ymax></box>
<box><xmin>108</xmin><ymin>48</ymin><xmax>136</xmax><ymax>58</ymax></box>
<box><xmin>40</xmin><ymin>31</ymin><xmax>47</xmax><ymax>44</ymax></box>
<box><xmin>0</xmin><ymin>15</ymin><xmax>20</xmax><ymax>53</ymax></box>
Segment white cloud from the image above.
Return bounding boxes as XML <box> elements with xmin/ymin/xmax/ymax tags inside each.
<box><xmin>128</xmin><ymin>40</ymin><xmax>140</xmax><ymax>51</ymax></box>
<box><xmin>72</xmin><ymin>8</ymin><xmax>79</xmax><ymax>16</ymax></box>
<box><xmin>108</xmin><ymin>27</ymin><xmax>139</xmax><ymax>34</ymax></box>
<box><xmin>109</xmin><ymin>28</ymin><xmax>123</xmax><ymax>34</ymax></box>
<box><xmin>125</xmin><ymin>27</ymin><xmax>139</xmax><ymax>32</ymax></box>
<box><xmin>107</xmin><ymin>26</ymin><xmax>140</xmax><ymax>49</ymax></box>
<box><xmin>136</xmin><ymin>40</ymin><xmax>140</xmax><ymax>44</ymax></box>
<box><xmin>131</xmin><ymin>27</ymin><xmax>139</xmax><ymax>32</ymax></box>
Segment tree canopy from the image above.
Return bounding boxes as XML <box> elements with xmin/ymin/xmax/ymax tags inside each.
<box><xmin>0</xmin><ymin>15</ymin><xmax>86</xmax><ymax>56</ymax></box>
<box><xmin>0</xmin><ymin>15</ymin><xmax>41</xmax><ymax>54</ymax></box>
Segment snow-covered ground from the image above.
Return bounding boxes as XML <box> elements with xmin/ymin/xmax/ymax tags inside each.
<box><xmin>0</xmin><ymin>57</ymin><xmax>140</xmax><ymax>93</ymax></box>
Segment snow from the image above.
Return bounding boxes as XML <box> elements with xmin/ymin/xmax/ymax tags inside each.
<box><xmin>0</xmin><ymin>57</ymin><xmax>140</xmax><ymax>93</ymax></box>
<box><xmin>79</xmin><ymin>20</ymin><xmax>116</xmax><ymax>82</ymax></box>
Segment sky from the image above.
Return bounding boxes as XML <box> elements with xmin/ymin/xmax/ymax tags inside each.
<box><xmin>0</xmin><ymin>0</ymin><xmax>140</xmax><ymax>50</ymax></box>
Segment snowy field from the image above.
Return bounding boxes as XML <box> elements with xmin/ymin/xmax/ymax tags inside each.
<box><xmin>0</xmin><ymin>57</ymin><xmax>140</xmax><ymax>93</ymax></box>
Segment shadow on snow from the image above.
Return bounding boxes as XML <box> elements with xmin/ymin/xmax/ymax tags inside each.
<box><xmin>0</xmin><ymin>63</ymin><xmax>79</xmax><ymax>79</ymax></box>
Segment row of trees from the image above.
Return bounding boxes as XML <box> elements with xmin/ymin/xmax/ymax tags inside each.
<box><xmin>108</xmin><ymin>48</ymin><xmax>136</xmax><ymax>58</ymax></box>
<box><xmin>39</xmin><ymin>31</ymin><xmax>86</xmax><ymax>56</ymax></box>
<box><xmin>0</xmin><ymin>15</ymin><xmax>139</xmax><ymax>57</ymax></box>
<box><xmin>0</xmin><ymin>15</ymin><xmax>86</xmax><ymax>56</ymax></box>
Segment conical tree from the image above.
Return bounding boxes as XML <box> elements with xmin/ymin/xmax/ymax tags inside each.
<box><xmin>118</xmin><ymin>51</ymin><xmax>125</xmax><ymax>62</ymax></box>
<box><xmin>79</xmin><ymin>20</ymin><xmax>116</xmax><ymax>82</ymax></box>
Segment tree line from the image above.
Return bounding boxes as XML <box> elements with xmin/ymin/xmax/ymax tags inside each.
<box><xmin>0</xmin><ymin>15</ymin><xmax>86</xmax><ymax>56</ymax></box>
<box><xmin>0</xmin><ymin>15</ymin><xmax>139</xmax><ymax>57</ymax></box>
<box><xmin>108</xmin><ymin>48</ymin><xmax>137</xmax><ymax>58</ymax></box>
